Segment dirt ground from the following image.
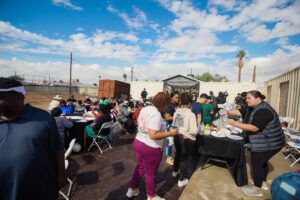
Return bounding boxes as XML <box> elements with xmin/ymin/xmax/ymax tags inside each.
<box><xmin>25</xmin><ymin>92</ymin><xmax>96</xmax><ymax>111</ymax></box>
<box><xmin>26</xmin><ymin>92</ymin><xmax>299</xmax><ymax>200</ymax></box>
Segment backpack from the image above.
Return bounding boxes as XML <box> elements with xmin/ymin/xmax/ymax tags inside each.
<box><xmin>271</xmin><ymin>171</ymin><xmax>300</xmax><ymax>200</ymax></box>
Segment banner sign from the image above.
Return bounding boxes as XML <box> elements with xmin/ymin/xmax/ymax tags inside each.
<box><xmin>163</xmin><ymin>76</ymin><xmax>200</xmax><ymax>97</ymax></box>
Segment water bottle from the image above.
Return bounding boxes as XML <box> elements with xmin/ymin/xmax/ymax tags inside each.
<box><xmin>204</xmin><ymin>124</ymin><xmax>210</xmax><ymax>136</ymax></box>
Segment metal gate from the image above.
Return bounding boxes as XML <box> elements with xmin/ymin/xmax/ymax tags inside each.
<box><xmin>279</xmin><ymin>81</ymin><xmax>289</xmax><ymax>116</ymax></box>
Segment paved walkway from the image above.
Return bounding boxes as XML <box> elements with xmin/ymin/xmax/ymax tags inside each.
<box><xmin>64</xmin><ymin>134</ymin><xmax>183</xmax><ymax>200</ymax></box>
<box><xmin>63</xmin><ymin>134</ymin><xmax>299</xmax><ymax>200</ymax></box>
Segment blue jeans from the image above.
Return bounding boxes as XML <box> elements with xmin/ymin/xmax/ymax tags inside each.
<box><xmin>165</xmin><ymin>123</ymin><xmax>173</xmax><ymax>157</ymax></box>
<box><xmin>166</xmin><ymin>138</ymin><xmax>172</xmax><ymax>157</ymax></box>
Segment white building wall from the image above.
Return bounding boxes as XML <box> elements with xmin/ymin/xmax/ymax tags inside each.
<box><xmin>130</xmin><ymin>81</ymin><xmax>164</xmax><ymax>100</ymax></box>
<box><xmin>200</xmin><ymin>82</ymin><xmax>257</xmax><ymax>103</ymax></box>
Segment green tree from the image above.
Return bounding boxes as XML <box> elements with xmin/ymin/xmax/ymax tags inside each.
<box><xmin>236</xmin><ymin>50</ymin><xmax>246</xmax><ymax>82</ymax></box>
<box><xmin>9</xmin><ymin>75</ymin><xmax>24</xmax><ymax>81</ymax></box>
<box><xmin>122</xmin><ymin>73</ymin><xmax>127</xmax><ymax>82</ymax></box>
<box><xmin>195</xmin><ymin>72</ymin><xmax>228</xmax><ymax>82</ymax></box>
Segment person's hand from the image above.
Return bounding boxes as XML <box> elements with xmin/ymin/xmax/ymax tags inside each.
<box><xmin>67</xmin><ymin>117</ymin><xmax>72</xmax><ymax>121</ymax></box>
<box><xmin>226</xmin><ymin>119</ymin><xmax>236</xmax><ymax>126</ymax></box>
<box><xmin>219</xmin><ymin>110</ymin><xmax>228</xmax><ymax>116</ymax></box>
<box><xmin>58</xmin><ymin>174</ymin><xmax>68</xmax><ymax>189</ymax></box>
<box><xmin>169</xmin><ymin>127</ymin><xmax>178</xmax><ymax>136</ymax></box>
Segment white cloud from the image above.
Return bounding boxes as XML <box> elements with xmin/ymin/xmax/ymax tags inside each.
<box><xmin>0</xmin><ymin>21</ymin><xmax>141</xmax><ymax>60</ymax></box>
<box><xmin>143</xmin><ymin>38</ymin><xmax>152</xmax><ymax>45</ymax></box>
<box><xmin>230</xmin><ymin>0</ymin><xmax>300</xmax><ymax>42</ymax></box>
<box><xmin>76</xmin><ymin>27</ymin><xmax>84</xmax><ymax>32</ymax></box>
<box><xmin>239</xmin><ymin>45</ymin><xmax>300</xmax><ymax>88</ymax></box>
<box><xmin>275</xmin><ymin>37</ymin><xmax>289</xmax><ymax>47</ymax></box>
<box><xmin>209</xmin><ymin>0</ymin><xmax>236</xmax><ymax>11</ymax></box>
<box><xmin>52</xmin><ymin>0</ymin><xmax>83</xmax><ymax>11</ymax></box>
<box><xmin>107</xmin><ymin>5</ymin><xmax>147</xmax><ymax>30</ymax></box>
<box><xmin>154</xmin><ymin>0</ymin><xmax>237</xmax><ymax>58</ymax></box>
<box><xmin>0</xmin><ymin>58</ymin><xmax>126</xmax><ymax>83</ymax></box>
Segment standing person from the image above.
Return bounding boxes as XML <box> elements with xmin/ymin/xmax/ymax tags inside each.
<box><xmin>164</xmin><ymin>91</ymin><xmax>180</xmax><ymax>165</ymax></box>
<box><xmin>141</xmin><ymin>88</ymin><xmax>148</xmax><ymax>101</ymax></box>
<box><xmin>191</xmin><ymin>93</ymin><xmax>208</xmax><ymax>127</ymax></box>
<box><xmin>226</xmin><ymin>90</ymin><xmax>285</xmax><ymax>197</ymax></box>
<box><xmin>172</xmin><ymin>93</ymin><xmax>198</xmax><ymax>187</ymax></box>
<box><xmin>0</xmin><ymin>78</ymin><xmax>67</xmax><ymax>200</ymax></box>
<box><xmin>126</xmin><ymin>92</ymin><xmax>178</xmax><ymax>200</ymax></box>
<box><xmin>202</xmin><ymin>96</ymin><xmax>214</xmax><ymax>125</ymax></box>
<box><xmin>209</xmin><ymin>91</ymin><xmax>217</xmax><ymax>110</ymax></box>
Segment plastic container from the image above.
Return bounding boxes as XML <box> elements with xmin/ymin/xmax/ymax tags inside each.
<box><xmin>203</xmin><ymin>124</ymin><xmax>211</xmax><ymax>135</ymax></box>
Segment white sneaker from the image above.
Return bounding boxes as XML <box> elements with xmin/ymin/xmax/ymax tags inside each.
<box><xmin>241</xmin><ymin>185</ymin><xmax>263</xmax><ymax>197</ymax></box>
<box><xmin>147</xmin><ymin>195</ymin><xmax>165</xmax><ymax>200</ymax></box>
<box><xmin>178</xmin><ymin>178</ymin><xmax>189</xmax><ymax>187</ymax></box>
<box><xmin>249</xmin><ymin>179</ymin><xmax>269</xmax><ymax>190</ymax></box>
<box><xmin>126</xmin><ymin>188</ymin><xmax>140</xmax><ymax>198</ymax></box>
<box><xmin>261</xmin><ymin>181</ymin><xmax>269</xmax><ymax>190</ymax></box>
<box><xmin>172</xmin><ymin>169</ymin><xmax>180</xmax><ymax>177</ymax></box>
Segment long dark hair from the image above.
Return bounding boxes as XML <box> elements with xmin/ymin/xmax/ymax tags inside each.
<box><xmin>248</xmin><ymin>90</ymin><xmax>266</xmax><ymax>100</ymax></box>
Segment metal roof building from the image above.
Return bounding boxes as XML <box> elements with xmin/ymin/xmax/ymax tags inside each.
<box><xmin>264</xmin><ymin>66</ymin><xmax>300</xmax><ymax>129</ymax></box>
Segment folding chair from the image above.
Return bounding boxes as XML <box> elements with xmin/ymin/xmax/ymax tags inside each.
<box><xmin>88</xmin><ymin>121</ymin><xmax>114</xmax><ymax>154</ymax></box>
<box><xmin>59</xmin><ymin>139</ymin><xmax>76</xmax><ymax>200</ymax></box>
<box><xmin>285</xmin><ymin>140</ymin><xmax>300</xmax><ymax>167</ymax></box>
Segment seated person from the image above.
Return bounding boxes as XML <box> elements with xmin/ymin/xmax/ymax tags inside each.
<box><xmin>83</xmin><ymin>109</ymin><xmax>101</xmax><ymax>119</ymax></box>
<box><xmin>118</xmin><ymin>101</ymin><xmax>135</xmax><ymax>133</ymax></box>
<box><xmin>99</xmin><ymin>97</ymin><xmax>111</xmax><ymax>105</ymax></box>
<box><xmin>48</xmin><ymin>95</ymin><xmax>62</xmax><ymax>110</ymax></box>
<box><xmin>67</xmin><ymin>95</ymin><xmax>77</xmax><ymax>105</ymax></box>
<box><xmin>83</xmin><ymin>96</ymin><xmax>92</xmax><ymax>111</ymax></box>
<box><xmin>133</xmin><ymin>101</ymin><xmax>144</xmax><ymax>126</ymax></box>
<box><xmin>84</xmin><ymin>104</ymin><xmax>113</xmax><ymax>144</ymax></box>
<box><xmin>59</xmin><ymin>100</ymin><xmax>74</xmax><ymax>115</ymax></box>
<box><xmin>51</xmin><ymin>107</ymin><xmax>73</xmax><ymax>147</ymax></box>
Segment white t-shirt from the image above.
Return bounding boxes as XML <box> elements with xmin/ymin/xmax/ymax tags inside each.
<box><xmin>135</xmin><ymin>106</ymin><xmax>166</xmax><ymax>148</ymax></box>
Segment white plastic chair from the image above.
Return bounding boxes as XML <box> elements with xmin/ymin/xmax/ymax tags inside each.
<box><xmin>88</xmin><ymin>121</ymin><xmax>114</xmax><ymax>154</ymax></box>
<box><xmin>59</xmin><ymin>139</ymin><xmax>76</xmax><ymax>200</ymax></box>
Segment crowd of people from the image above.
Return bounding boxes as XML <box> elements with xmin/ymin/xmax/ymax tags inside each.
<box><xmin>0</xmin><ymin>77</ymin><xmax>288</xmax><ymax>200</ymax></box>
<box><xmin>126</xmin><ymin>89</ymin><xmax>285</xmax><ymax>199</ymax></box>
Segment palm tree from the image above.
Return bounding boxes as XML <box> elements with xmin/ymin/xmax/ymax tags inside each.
<box><xmin>123</xmin><ymin>73</ymin><xmax>127</xmax><ymax>82</ymax></box>
<box><xmin>236</xmin><ymin>50</ymin><xmax>246</xmax><ymax>82</ymax></box>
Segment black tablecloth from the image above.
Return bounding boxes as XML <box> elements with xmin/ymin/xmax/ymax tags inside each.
<box><xmin>196</xmin><ymin>134</ymin><xmax>248</xmax><ymax>186</ymax></box>
<box><xmin>67</xmin><ymin>120</ymin><xmax>92</xmax><ymax>152</ymax></box>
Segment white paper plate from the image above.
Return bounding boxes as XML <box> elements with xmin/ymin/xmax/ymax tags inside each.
<box><xmin>226</xmin><ymin>134</ymin><xmax>243</xmax><ymax>140</ymax></box>
<box><xmin>211</xmin><ymin>131</ymin><xmax>226</xmax><ymax>138</ymax></box>
<box><xmin>77</xmin><ymin>119</ymin><xmax>87</xmax><ymax>123</ymax></box>
<box><xmin>67</xmin><ymin>116</ymin><xmax>83</xmax><ymax>120</ymax></box>
<box><xmin>84</xmin><ymin>117</ymin><xmax>95</xmax><ymax>121</ymax></box>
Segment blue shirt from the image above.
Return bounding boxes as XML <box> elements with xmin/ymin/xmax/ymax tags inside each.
<box><xmin>59</xmin><ymin>105</ymin><xmax>74</xmax><ymax>115</ymax></box>
<box><xmin>0</xmin><ymin>104</ymin><xmax>64</xmax><ymax>200</ymax></box>
<box><xmin>191</xmin><ymin>102</ymin><xmax>203</xmax><ymax>115</ymax></box>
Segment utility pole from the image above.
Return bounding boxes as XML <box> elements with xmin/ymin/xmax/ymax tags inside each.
<box><xmin>252</xmin><ymin>65</ymin><xmax>256</xmax><ymax>83</ymax></box>
<box><xmin>69</xmin><ymin>52</ymin><xmax>72</xmax><ymax>94</ymax></box>
<box><xmin>131</xmin><ymin>67</ymin><xmax>133</xmax><ymax>82</ymax></box>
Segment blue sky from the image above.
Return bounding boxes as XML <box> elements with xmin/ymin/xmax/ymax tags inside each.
<box><xmin>0</xmin><ymin>0</ymin><xmax>300</xmax><ymax>88</ymax></box>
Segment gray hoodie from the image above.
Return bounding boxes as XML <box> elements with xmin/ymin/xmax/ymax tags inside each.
<box><xmin>173</xmin><ymin>108</ymin><xmax>198</xmax><ymax>140</ymax></box>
